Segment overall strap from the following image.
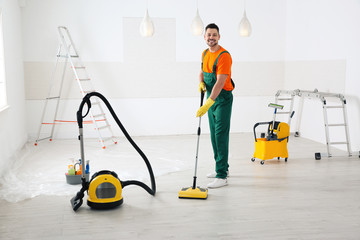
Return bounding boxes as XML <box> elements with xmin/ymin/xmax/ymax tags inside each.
<box><xmin>212</xmin><ymin>51</ymin><xmax>229</xmax><ymax>73</ymax></box>
<box><xmin>212</xmin><ymin>50</ymin><xmax>235</xmax><ymax>89</ymax></box>
<box><xmin>201</xmin><ymin>49</ymin><xmax>209</xmax><ymax>71</ymax></box>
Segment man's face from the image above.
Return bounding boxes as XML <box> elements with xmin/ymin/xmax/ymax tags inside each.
<box><xmin>204</xmin><ymin>28</ymin><xmax>220</xmax><ymax>48</ymax></box>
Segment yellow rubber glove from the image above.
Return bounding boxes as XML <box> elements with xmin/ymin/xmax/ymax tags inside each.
<box><xmin>196</xmin><ymin>98</ymin><xmax>215</xmax><ymax>117</ymax></box>
<box><xmin>199</xmin><ymin>82</ymin><xmax>206</xmax><ymax>93</ymax></box>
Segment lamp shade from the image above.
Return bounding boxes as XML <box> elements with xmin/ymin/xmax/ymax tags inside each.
<box><xmin>191</xmin><ymin>9</ymin><xmax>204</xmax><ymax>36</ymax></box>
<box><xmin>238</xmin><ymin>10</ymin><xmax>252</xmax><ymax>37</ymax></box>
<box><xmin>140</xmin><ymin>9</ymin><xmax>154</xmax><ymax>37</ymax></box>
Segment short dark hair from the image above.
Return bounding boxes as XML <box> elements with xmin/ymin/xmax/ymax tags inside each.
<box><xmin>205</xmin><ymin>23</ymin><xmax>219</xmax><ymax>33</ymax></box>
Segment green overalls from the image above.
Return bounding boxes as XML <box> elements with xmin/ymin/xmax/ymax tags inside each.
<box><xmin>202</xmin><ymin>49</ymin><xmax>233</xmax><ymax>179</ymax></box>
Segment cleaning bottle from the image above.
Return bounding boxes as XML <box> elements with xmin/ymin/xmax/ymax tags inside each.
<box><xmin>75</xmin><ymin>159</ymin><xmax>82</xmax><ymax>175</ymax></box>
<box><xmin>67</xmin><ymin>158</ymin><xmax>75</xmax><ymax>175</ymax></box>
<box><xmin>85</xmin><ymin>160</ymin><xmax>90</xmax><ymax>174</ymax></box>
<box><xmin>68</xmin><ymin>165</ymin><xmax>75</xmax><ymax>175</ymax></box>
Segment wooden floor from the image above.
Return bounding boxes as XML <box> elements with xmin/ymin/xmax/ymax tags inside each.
<box><xmin>1</xmin><ymin>133</ymin><xmax>360</xmax><ymax>239</ymax></box>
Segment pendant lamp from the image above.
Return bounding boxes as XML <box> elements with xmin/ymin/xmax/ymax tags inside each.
<box><xmin>191</xmin><ymin>8</ymin><xmax>204</xmax><ymax>36</ymax></box>
<box><xmin>238</xmin><ymin>1</ymin><xmax>252</xmax><ymax>37</ymax></box>
<box><xmin>140</xmin><ymin>8</ymin><xmax>154</xmax><ymax>37</ymax></box>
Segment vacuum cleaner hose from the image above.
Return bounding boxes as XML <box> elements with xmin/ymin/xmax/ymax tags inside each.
<box><xmin>77</xmin><ymin>92</ymin><xmax>156</xmax><ymax>196</ymax></box>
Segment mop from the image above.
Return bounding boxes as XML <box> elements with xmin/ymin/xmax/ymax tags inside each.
<box><xmin>178</xmin><ymin>91</ymin><xmax>208</xmax><ymax>199</ymax></box>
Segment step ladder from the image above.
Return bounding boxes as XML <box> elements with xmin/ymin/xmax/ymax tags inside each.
<box><xmin>274</xmin><ymin>89</ymin><xmax>358</xmax><ymax>160</ymax></box>
<box><xmin>35</xmin><ymin>26</ymin><xmax>117</xmax><ymax>149</ymax></box>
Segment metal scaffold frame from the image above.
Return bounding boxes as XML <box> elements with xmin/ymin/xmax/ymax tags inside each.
<box><xmin>274</xmin><ymin>89</ymin><xmax>359</xmax><ymax>160</ymax></box>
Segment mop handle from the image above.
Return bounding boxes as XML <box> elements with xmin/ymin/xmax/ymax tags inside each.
<box><xmin>271</xmin><ymin>108</ymin><xmax>277</xmax><ymax>135</ymax></box>
<box><xmin>268</xmin><ymin>103</ymin><xmax>283</xmax><ymax>136</ymax></box>
<box><xmin>193</xmin><ymin>91</ymin><xmax>205</xmax><ymax>189</ymax></box>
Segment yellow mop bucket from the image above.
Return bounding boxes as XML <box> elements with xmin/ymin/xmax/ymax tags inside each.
<box><xmin>251</xmin><ymin>103</ymin><xmax>293</xmax><ymax>165</ymax></box>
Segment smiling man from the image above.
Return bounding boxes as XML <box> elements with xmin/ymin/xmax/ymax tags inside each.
<box><xmin>197</xmin><ymin>23</ymin><xmax>234</xmax><ymax>189</ymax></box>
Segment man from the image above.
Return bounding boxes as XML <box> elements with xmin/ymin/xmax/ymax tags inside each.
<box><xmin>196</xmin><ymin>23</ymin><xmax>234</xmax><ymax>189</ymax></box>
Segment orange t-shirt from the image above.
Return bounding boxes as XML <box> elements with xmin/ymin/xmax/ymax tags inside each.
<box><xmin>202</xmin><ymin>46</ymin><xmax>233</xmax><ymax>91</ymax></box>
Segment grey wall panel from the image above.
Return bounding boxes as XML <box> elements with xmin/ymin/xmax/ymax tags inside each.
<box><xmin>24</xmin><ymin>61</ymin><xmax>286</xmax><ymax>99</ymax></box>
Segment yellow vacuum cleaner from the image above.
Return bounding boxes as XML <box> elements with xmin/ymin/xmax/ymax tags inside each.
<box><xmin>179</xmin><ymin>91</ymin><xmax>208</xmax><ymax>199</ymax></box>
<box><xmin>70</xmin><ymin>92</ymin><xmax>156</xmax><ymax>211</ymax></box>
<box><xmin>251</xmin><ymin>103</ymin><xmax>294</xmax><ymax>165</ymax></box>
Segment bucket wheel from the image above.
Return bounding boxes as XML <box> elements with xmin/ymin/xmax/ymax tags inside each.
<box><xmin>251</xmin><ymin>158</ymin><xmax>255</xmax><ymax>162</ymax></box>
<box><xmin>260</xmin><ymin>160</ymin><xmax>264</xmax><ymax>165</ymax></box>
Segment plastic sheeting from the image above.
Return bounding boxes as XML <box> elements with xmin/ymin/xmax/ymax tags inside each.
<box><xmin>0</xmin><ymin>136</ymin><xmax>197</xmax><ymax>203</ymax></box>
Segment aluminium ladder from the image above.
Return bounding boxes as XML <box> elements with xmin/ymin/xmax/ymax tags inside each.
<box><xmin>297</xmin><ymin>89</ymin><xmax>352</xmax><ymax>160</ymax></box>
<box><xmin>274</xmin><ymin>89</ymin><xmax>357</xmax><ymax>160</ymax></box>
<box><xmin>35</xmin><ymin>26</ymin><xmax>117</xmax><ymax>149</ymax></box>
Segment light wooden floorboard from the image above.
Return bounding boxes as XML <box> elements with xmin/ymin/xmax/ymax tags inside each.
<box><xmin>0</xmin><ymin>133</ymin><xmax>359</xmax><ymax>239</ymax></box>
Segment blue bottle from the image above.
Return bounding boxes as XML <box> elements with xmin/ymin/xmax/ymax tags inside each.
<box><xmin>85</xmin><ymin>160</ymin><xmax>90</xmax><ymax>174</ymax></box>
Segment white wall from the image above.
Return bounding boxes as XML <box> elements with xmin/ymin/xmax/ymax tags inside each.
<box><xmin>21</xmin><ymin>0</ymin><xmax>287</xmax><ymax>62</ymax></box>
<box><xmin>0</xmin><ymin>0</ymin><xmax>27</xmax><ymax>176</ymax></box>
<box><xmin>285</xmin><ymin>0</ymin><xmax>360</xmax><ymax>152</ymax></box>
<box><xmin>19</xmin><ymin>0</ymin><xmax>360</xmax><ymax>153</ymax></box>
<box><xmin>22</xmin><ymin>0</ymin><xmax>287</xmax><ymax>140</ymax></box>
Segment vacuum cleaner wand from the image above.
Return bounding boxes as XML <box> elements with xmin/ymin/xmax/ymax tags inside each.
<box><xmin>76</xmin><ymin>94</ymin><xmax>92</xmax><ymax>181</ymax></box>
<box><xmin>69</xmin><ymin>96</ymin><xmax>92</xmax><ymax>211</ymax></box>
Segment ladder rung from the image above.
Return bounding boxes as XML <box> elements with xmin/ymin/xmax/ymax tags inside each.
<box><xmin>327</xmin><ymin>124</ymin><xmax>346</xmax><ymax>127</ymax></box>
<box><xmin>91</xmin><ymin>102</ymin><xmax>100</xmax><ymax>105</ymax></box>
<box><xmin>57</xmin><ymin>55</ymin><xmax>79</xmax><ymax>58</ymax></box>
<box><xmin>77</xmin><ymin>78</ymin><xmax>91</xmax><ymax>81</ymax></box>
<box><xmin>82</xmin><ymin>90</ymin><xmax>95</xmax><ymax>94</ymax></box>
<box><xmin>97</xmin><ymin>125</ymin><xmax>110</xmax><ymax>130</ymax></box>
<box><xmin>101</xmin><ymin>137</ymin><xmax>116</xmax><ymax>142</ymax></box>
<box><xmin>73</xmin><ymin>66</ymin><xmax>85</xmax><ymax>69</ymax></box>
<box><xmin>324</xmin><ymin>106</ymin><xmax>343</xmax><ymax>109</ymax></box>
<box><xmin>37</xmin><ymin>137</ymin><xmax>51</xmax><ymax>141</ymax></box>
<box><xmin>329</xmin><ymin>142</ymin><xmax>347</xmax><ymax>145</ymax></box>
<box><xmin>277</xmin><ymin>98</ymin><xmax>293</xmax><ymax>101</ymax></box>
<box><xmin>46</xmin><ymin>96</ymin><xmax>60</xmax><ymax>100</ymax></box>
<box><xmin>276</xmin><ymin>112</ymin><xmax>291</xmax><ymax>114</ymax></box>
<box><xmin>93</xmin><ymin>113</ymin><xmax>105</xmax><ymax>118</ymax></box>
